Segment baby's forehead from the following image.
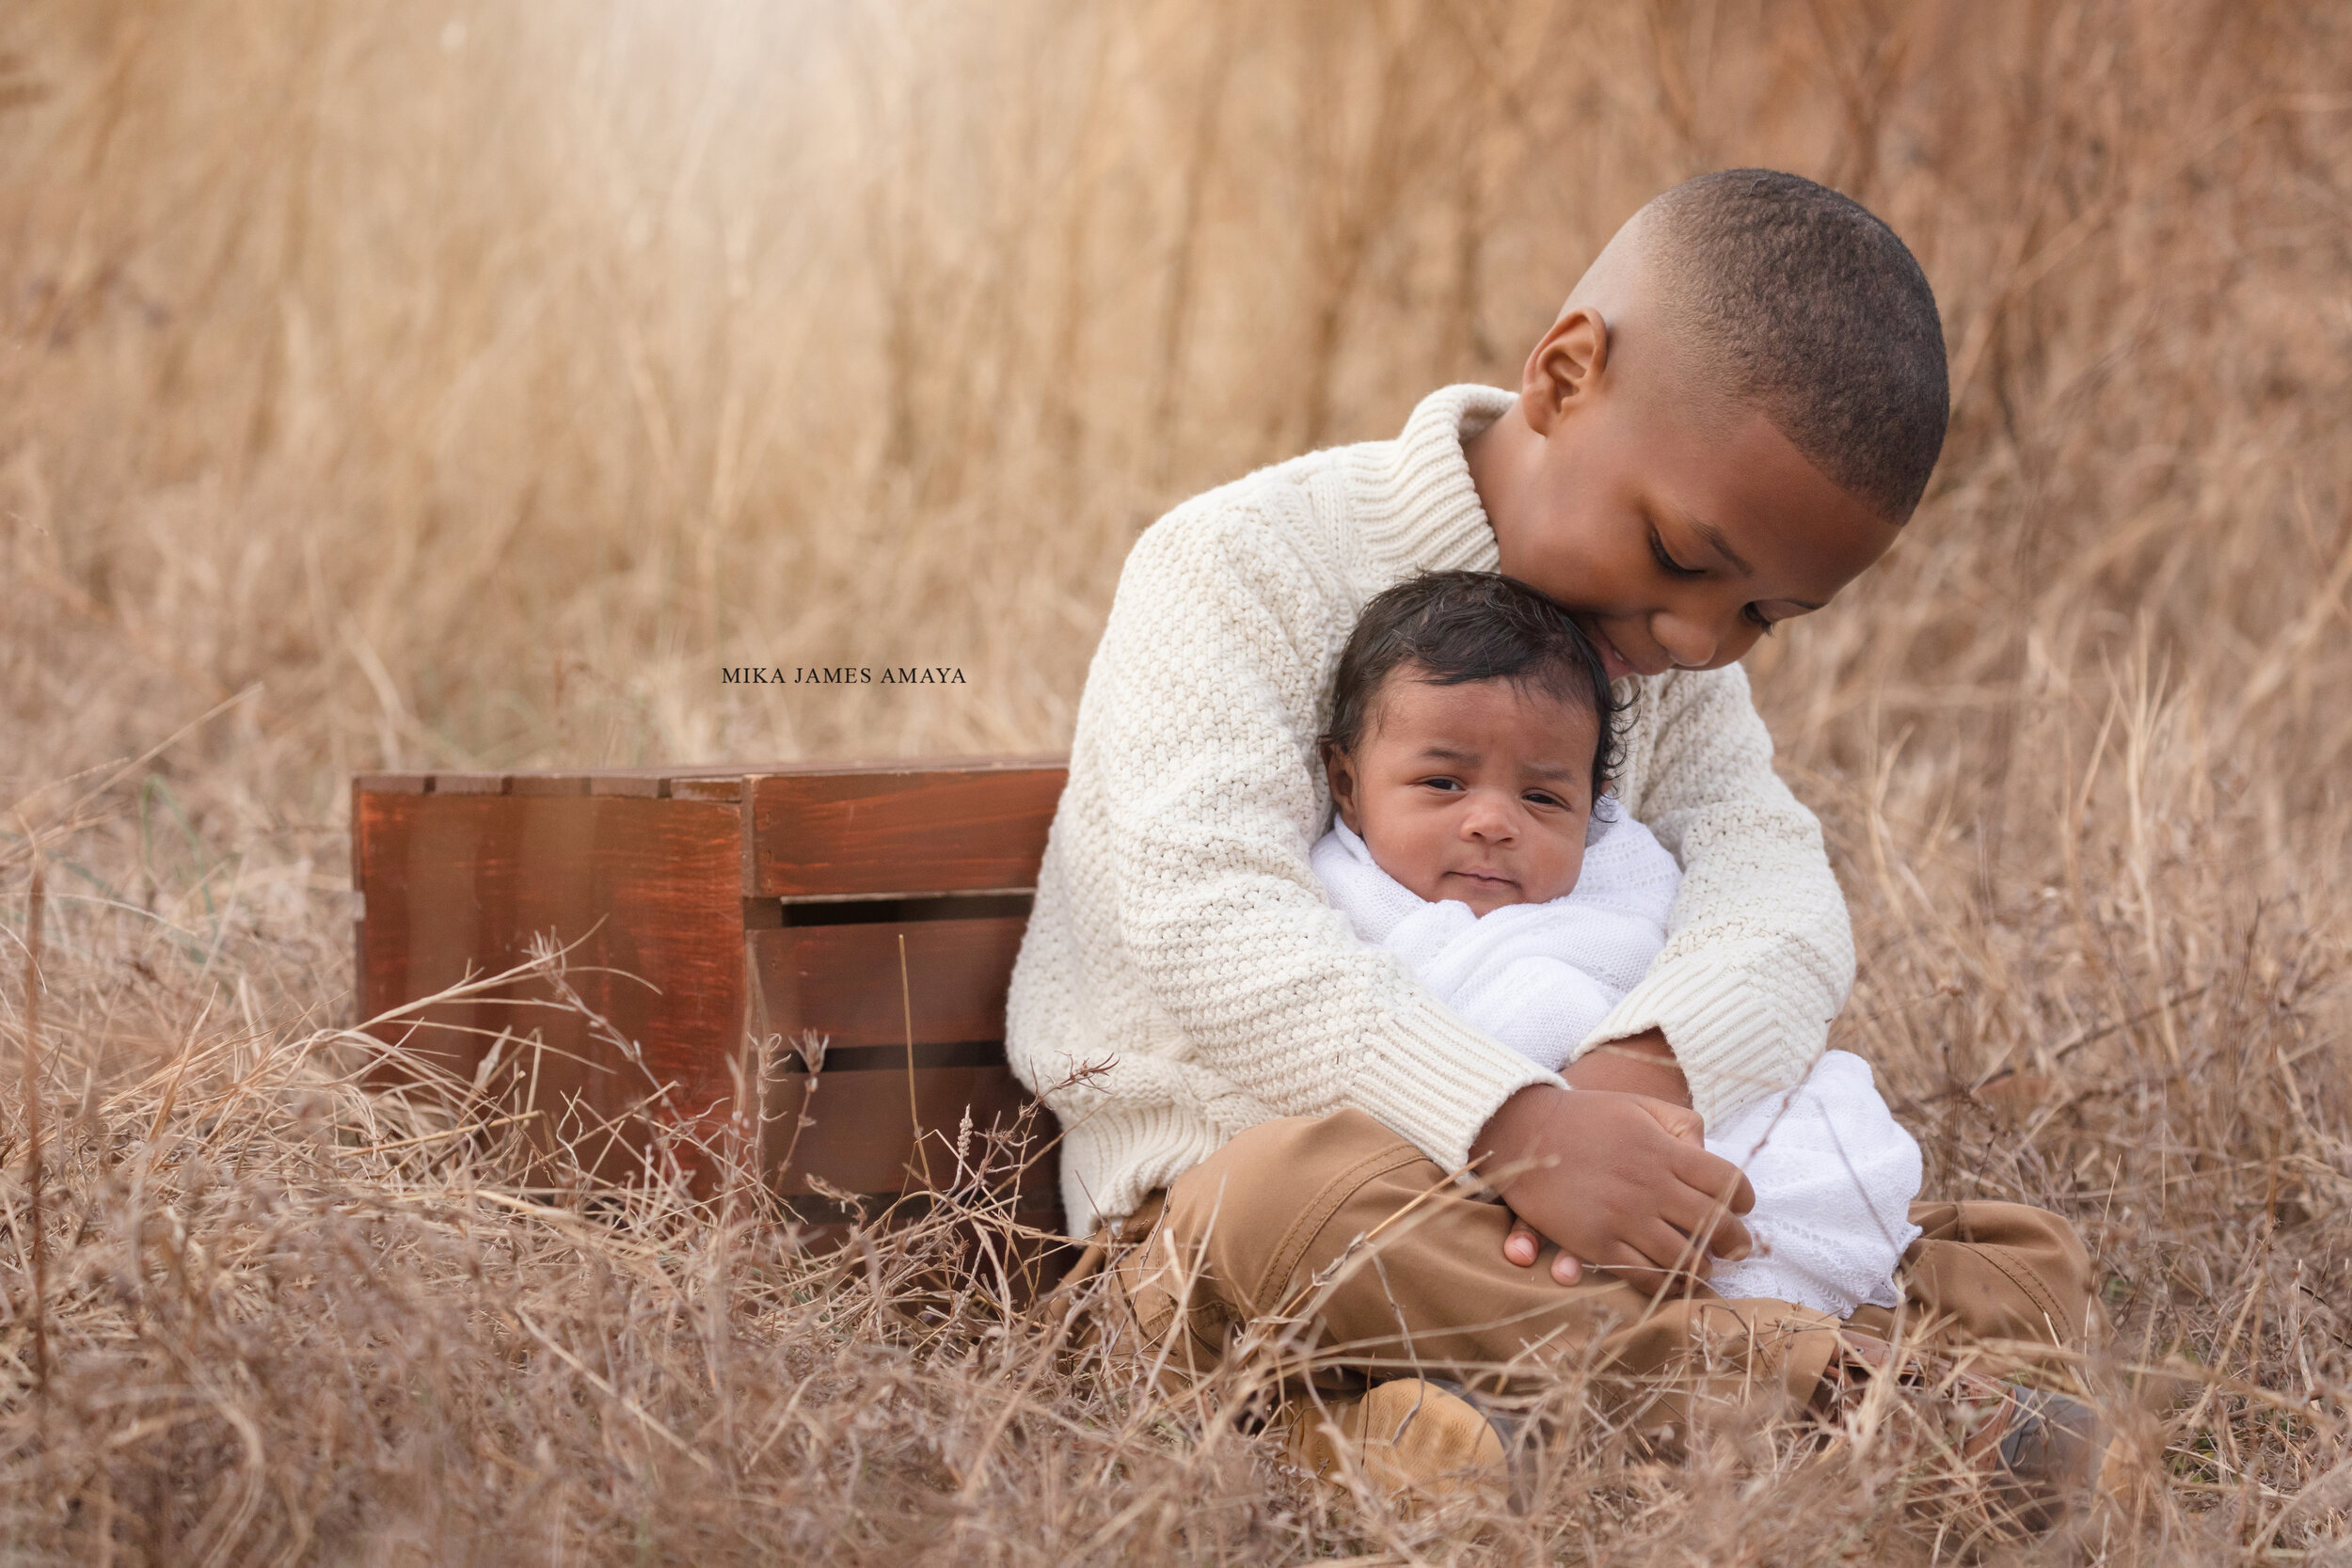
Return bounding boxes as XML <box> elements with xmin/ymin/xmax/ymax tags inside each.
<box><xmin>1368</xmin><ymin>669</ymin><xmax>1601</xmax><ymax>755</ymax></box>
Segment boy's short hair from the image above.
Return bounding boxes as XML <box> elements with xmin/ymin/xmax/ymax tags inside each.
<box><xmin>1648</xmin><ymin>168</ymin><xmax>1948</xmax><ymax>522</ymax></box>
<box><xmin>1323</xmin><ymin>570</ymin><xmax>1623</xmax><ymax>803</ymax></box>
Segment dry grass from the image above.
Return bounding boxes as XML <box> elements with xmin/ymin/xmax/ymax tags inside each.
<box><xmin>2</xmin><ymin>0</ymin><xmax>2349</xmax><ymax>1560</ymax></box>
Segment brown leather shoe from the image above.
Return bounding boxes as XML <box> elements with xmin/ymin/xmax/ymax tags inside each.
<box><xmin>1821</xmin><ymin>1333</ymin><xmax>2102</xmax><ymax>1534</ymax></box>
<box><xmin>1953</xmin><ymin>1379</ymin><xmax>2104</xmax><ymax>1533</ymax></box>
<box><xmin>1283</xmin><ymin>1377</ymin><xmax>1511</xmax><ymax>1503</ymax></box>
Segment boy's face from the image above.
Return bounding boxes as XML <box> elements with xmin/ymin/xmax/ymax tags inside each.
<box><xmin>1325</xmin><ymin>669</ymin><xmax>1596</xmax><ymax>917</ymax></box>
<box><xmin>1470</xmin><ymin>308</ymin><xmax>1900</xmax><ymax>680</ymax></box>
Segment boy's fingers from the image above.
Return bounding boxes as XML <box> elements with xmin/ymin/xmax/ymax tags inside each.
<box><xmin>1502</xmin><ymin>1221</ymin><xmax>1539</xmax><ymax>1268</ymax></box>
<box><xmin>1550</xmin><ymin>1251</ymin><xmax>1582</xmax><ymax>1286</ymax></box>
<box><xmin>1694</xmin><ymin>1207</ymin><xmax>1755</xmax><ymax>1261</ymax></box>
<box><xmin>1669</xmin><ymin>1144</ymin><xmax>1756</xmax><ymax>1215</ymax></box>
<box><xmin>1635</xmin><ymin>1096</ymin><xmax>1707</xmax><ymax>1148</ymax></box>
<box><xmin>1636</xmin><ymin>1219</ymin><xmax>1708</xmax><ymax>1277</ymax></box>
<box><xmin>1597</xmin><ymin>1238</ymin><xmax>1694</xmax><ymax>1293</ymax></box>
<box><xmin>1593</xmin><ymin>1221</ymin><xmax>1694</xmax><ymax>1282</ymax></box>
<box><xmin>1661</xmin><ymin>1183</ymin><xmax>1754</xmax><ymax>1260</ymax></box>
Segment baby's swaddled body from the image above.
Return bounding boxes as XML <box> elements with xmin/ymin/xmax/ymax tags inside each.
<box><xmin>1312</xmin><ymin>813</ymin><xmax>1922</xmax><ymax>1317</ymax></box>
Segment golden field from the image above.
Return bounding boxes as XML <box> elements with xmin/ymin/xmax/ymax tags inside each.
<box><xmin>2</xmin><ymin>0</ymin><xmax>2349</xmax><ymax>1560</ymax></box>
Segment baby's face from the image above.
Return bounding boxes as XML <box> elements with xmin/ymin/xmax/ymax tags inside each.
<box><xmin>1326</xmin><ymin>672</ymin><xmax>1596</xmax><ymax>916</ymax></box>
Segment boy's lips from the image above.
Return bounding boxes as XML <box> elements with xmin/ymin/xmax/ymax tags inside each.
<box><xmin>1593</xmin><ymin>631</ymin><xmax>1639</xmax><ymax>680</ymax></box>
<box><xmin>1582</xmin><ymin>623</ymin><xmax>1656</xmax><ymax>680</ymax></box>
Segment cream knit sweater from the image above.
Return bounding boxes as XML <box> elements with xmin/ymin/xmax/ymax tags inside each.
<box><xmin>1006</xmin><ymin>384</ymin><xmax>1855</xmax><ymax>1236</ymax></box>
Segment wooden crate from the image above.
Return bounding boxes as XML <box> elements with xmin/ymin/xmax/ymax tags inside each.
<box><xmin>350</xmin><ymin>757</ymin><xmax>1067</xmax><ymax>1239</ymax></box>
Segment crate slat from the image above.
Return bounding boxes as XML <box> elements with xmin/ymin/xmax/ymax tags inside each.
<box><xmin>354</xmin><ymin>772</ymin><xmax>433</xmax><ymax>795</ymax></box>
<box><xmin>354</xmin><ymin>791</ymin><xmax>746</xmax><ymax>1180</ymax></box>
<box><xmin>428</xmin><ymin>772</ymin><xmax>511</xmax><ymax>796</ymax></box>
<box><xmin>765</xmin><ymin>1065</ymin><xmax>1046</xmax><ymax>1197</ymax></box>
<box><xmin>508</xmin><ymin>775</ymin><xmax>592</xmax><ymax>798</ymax></box>
<box><xmin>744</xmin><ymin>767</ymin><xmax>1065</xmax><ymax>898</ymax></box>
<box><xmin>752</xmin><ymin>918</ymin><xmax>1025</xmax><ymax>1052</ymax></box>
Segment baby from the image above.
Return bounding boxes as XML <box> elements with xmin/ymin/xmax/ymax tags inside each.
<box><xmin>1313</xmin><ymin>570</ymin><xmax>1921</xmax><ymax>1316</ymax></box>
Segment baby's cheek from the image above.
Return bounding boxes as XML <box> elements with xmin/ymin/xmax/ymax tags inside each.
<box><xmin>1529</xmin><ymin>843</ymin><xmax>1586</xmax><ymax>903</ymax></box>
<box><xmin>1382</xmin><ymin>819</ymin><xmax>1453</xmax><ymax>901</ymax></box>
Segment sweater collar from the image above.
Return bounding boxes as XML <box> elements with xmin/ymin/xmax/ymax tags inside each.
<box><xmin>1350</xmin><ymin>384</ymin><xmax>1517</xmax><ymax>578</ymax></box>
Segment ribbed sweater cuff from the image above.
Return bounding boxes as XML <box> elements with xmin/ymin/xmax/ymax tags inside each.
<box><xmin>1352</xmin><ymin>992</ymin><xmax>1560</xmax><ymax>1173</ymax></box>
<box><xmin>1581</xmin><ymin>964</ymin><xmax>1810</xmax><ymax>1130</ymax></box>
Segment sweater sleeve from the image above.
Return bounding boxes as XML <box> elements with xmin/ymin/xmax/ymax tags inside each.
<box><xmin>1077</xmin><ymin>499</ymin><xmax>1557</xmax><ymax>1170</ymax></box>
<box><xmin>1576</xmin><ymin>662</ymin><xmax>1855</xmax><ymax>1130</ymax></box>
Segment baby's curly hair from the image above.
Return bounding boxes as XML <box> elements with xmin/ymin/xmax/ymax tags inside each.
<box><xmin>1322</xmin><ymin>570</ymin><xmax>1625</xmax><ymax>806</ymax></box>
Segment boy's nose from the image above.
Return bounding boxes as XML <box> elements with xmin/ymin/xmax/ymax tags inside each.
<box><xmin>1652</xmin><ymin>610</ymin><xmax>1724</xmax><ymax>670</ymax></box>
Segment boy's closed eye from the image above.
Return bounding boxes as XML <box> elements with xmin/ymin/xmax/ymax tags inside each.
<box><xmin>1647</xmin><ymin>528</ymin><xmax>1704</xmax><ymax>579</ymax></box>
<box><xmin>1650</xmin><ymin>527</ymin><xmax>1782</xmax><ymax>636</ymax></box>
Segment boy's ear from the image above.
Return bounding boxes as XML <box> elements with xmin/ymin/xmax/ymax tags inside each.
<box><xmin>1321</xmin><ymin>740</ymin><xmax>1362</xmax><ymax>834</ymax></box>
<box><xmin>1522</xmin><ymin>306</ymin><xmax>1610</xmax><ymax>437</ymax></box>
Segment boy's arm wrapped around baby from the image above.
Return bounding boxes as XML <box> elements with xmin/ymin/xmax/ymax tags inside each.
<box><xmin>1597</xmin><ymin>667</ymin><xmax>1857</xmax><ymax>1127</ymax></box>
<box><xmin>1007</xmin><ymin>400</ymin><xmax>1864</xmax><ymax>1236</ymax></box>
<box><xmin>1018</xmin><ymin>503</ymin><xmax>1563</xmax><ymax>1209</ymax></box>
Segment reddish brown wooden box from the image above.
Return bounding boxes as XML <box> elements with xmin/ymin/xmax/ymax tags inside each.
<box><xmin>350</xmin><ymin>757</ymin><xmax>1067</xmax><ymax>1232</ymax></box>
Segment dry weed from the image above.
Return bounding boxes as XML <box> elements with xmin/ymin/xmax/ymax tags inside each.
<box><xmin>3</xmin><ymin>0</ymin><xmax>2349</xmax><ymax>1561</ymax></box>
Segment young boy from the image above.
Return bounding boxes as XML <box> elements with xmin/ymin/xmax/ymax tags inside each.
<box><xmin>1311</xmin><ymin>569</ymin><xmax>1923</xmax><ymax>1321</ymax></box>
<box><xmin>1009</xmin><ymin>170</ymin><xmax>2096</xmax><ymax>1510</ymax></box>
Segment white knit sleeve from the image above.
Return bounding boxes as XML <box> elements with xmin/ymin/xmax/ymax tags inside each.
<box><xmin>1581</xmin><ymin>662</ymin><xmax>1856</xmax><ymax>1129</ymax></box>
<box><xmin>1449</xmin><ymin>956</ymin><xmax>1616</xmax><ymax>1075</ymax></box>
<box><xmin>1079</xmin><ymin>501</ymin><xmax>1557</xmax><ymax>1169</ymax></box>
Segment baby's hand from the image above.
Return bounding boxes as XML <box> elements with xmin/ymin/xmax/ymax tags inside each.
<box><xmin>1496</xmin><ymin>1093</ymin><xmax>1717</xmax><ymax>1284</ymax></box>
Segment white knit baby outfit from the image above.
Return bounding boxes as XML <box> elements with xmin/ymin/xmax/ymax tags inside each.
<box><xmin>1309</xmin><ymin>816</ymin><xmax>1682</xmax><ymax>1069</ymax></box>
<box><xmin>1008</xmin><ymin>384</ymin><xmax>1859</xmax><ymax>1238</ymax></box>
<box><xmin>1311</xmin><ymin>813</ymin><xmax>1921</xmax><ymax>1317</ymax></box>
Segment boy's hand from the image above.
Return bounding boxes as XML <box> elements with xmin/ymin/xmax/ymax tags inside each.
<box><xmin>1561</xmin><ymin>1027</ymin><xmax>1692</xmax><ymax>1107</ymax></box>
<box><xmin>1501</xmin><ymin>1093</ymin><xmax>1710</xmax><ymax>1283</ymax></box>
<box><xmin>1520</xmin><ymin>1028</ymin><xmax>1703</xmax><ymax>1284</ymax></box>
<box><xmin>1473</xmin><ymin>1084</ymin><xmax>1753</xmax><ymax>1291</ymax></box>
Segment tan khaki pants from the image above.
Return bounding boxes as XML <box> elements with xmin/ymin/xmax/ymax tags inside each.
<box><xmin>1100</xmin><ymin>1109</ymin><xmax>2093</xmax><ymax>1419</ymax></box>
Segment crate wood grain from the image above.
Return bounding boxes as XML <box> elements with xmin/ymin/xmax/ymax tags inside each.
<box><xmin>352</xmin><ymin>760</ymin><xmax>1070</xmax><ymax>1232</ymax></box>
<box><xmin>353</xmin><ymin>789</ymin><xmax>746</xmax><ymax>1180</ymax></box>
<box><xmin>761</xmin><ymin>1067</ymin><xmax>1045</xmax><ymax>1197</ymax></box>
<box><xmin>751</xmin><ymin>919</ymin><xmax>1026</xmax><ymax>1051</ymax></box>
<box><xmin>745</xmin><ymin>764</ymin><xmax>1065</xmax><ymax>899</ymax></box>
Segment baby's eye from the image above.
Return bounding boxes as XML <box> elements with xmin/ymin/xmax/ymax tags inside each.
<box><xmin>1418</xmin><ymin>776</ymin><xmax>1465</xmax><ymax>794</ymax></box>
<box><xmin>1523</xmin><ymin>791</ymin><xmax>1566</xmax><ymax>810</ymax></box>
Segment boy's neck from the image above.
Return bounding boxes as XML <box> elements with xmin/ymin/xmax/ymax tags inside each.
<box><xmin>1459</xmin><ymin>402</ymin><xmax>1531</xmax><ymax>542</ymax></box>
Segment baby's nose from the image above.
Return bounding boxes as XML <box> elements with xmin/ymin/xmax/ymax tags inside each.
<box><xmin>1460</xmin><ymin>796</ymin><xmax>1518</xmax><ymax>839</ymax></box>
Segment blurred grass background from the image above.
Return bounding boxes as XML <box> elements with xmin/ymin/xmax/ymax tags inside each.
<box><xmin>3</xmin><ymin>1</ymin><xmax>2351</xmax><ymax>1560</ymax></box>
